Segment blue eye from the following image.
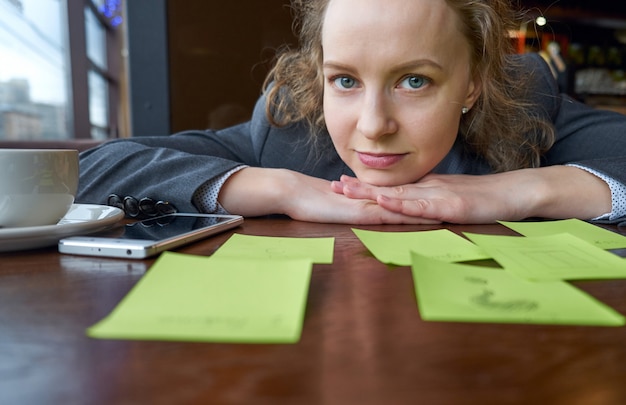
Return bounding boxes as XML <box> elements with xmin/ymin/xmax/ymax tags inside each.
<box><xmin>400</xmin><ymin>75</ymin><xmax>428</xmax><ymax>89</ymax></box>
<box><xmin>333</xmin><ymin>76</ymin><xmax>357</xmax><ymax>89</ymax></box>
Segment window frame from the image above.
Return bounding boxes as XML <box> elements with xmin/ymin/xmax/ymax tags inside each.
<box><xmin>66</xmin><ymin>0</ymin><xmax>121</xmax><ymax>139</ymax></box>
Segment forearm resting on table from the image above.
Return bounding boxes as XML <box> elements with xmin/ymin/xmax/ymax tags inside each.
<box><xmin>528</xmin><ymin>165</ymin><xmax>612</xmax><ymax>220</ymax></box>
<box><xmin>217</xmin><ymin>167</ymin><xmax>290</xmax><ymax>217</ymax></box>
<box><xmin>209</xmin><ymin>165</ymin><xmax>614</xmax><ymax>223</ymax></box>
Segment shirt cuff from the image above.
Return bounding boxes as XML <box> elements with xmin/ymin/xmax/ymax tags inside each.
<box><xmin>192</xmin><ymin>166</ymin><xmax>248</xmax><ymax>214</ymax></box>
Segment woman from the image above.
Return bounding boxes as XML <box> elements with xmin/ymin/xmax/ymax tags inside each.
<box><xmin>78</xmin><ymin>0</ymin><xmax>626</xmax><ymax>224</ymax></box>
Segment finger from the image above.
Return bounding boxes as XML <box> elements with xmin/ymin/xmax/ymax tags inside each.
<box><xmin>377</xmin><ymin>209</ymin><xmax>442</xmax><ymax>225</ymax></box>
<box><xmin>330</xmin><ymin>180</ymin><xmax>346</xmax><ymax>194</ymax></box>
<box><xmin>355</xmin><ymin>204</ymin><xmax>442</xmax><ymax>225</ymax></box>
<box><xmin>323</xmin><ymin>194</ymin><xmax>441</xmax><ymax>224</ymax></box>
<box><xmin>346</xmin><ymin>182</ymin><xmax>426</xmax><ymax>201</ymax></box>
<box><xmin>377</xmin><ymin>194</ymin><xmax>449</xmax><ymax>222</ymax></box>
<box><xmin>342</xmin><ymin>182</ymin><xmax>379</xmax><ymax>200</ymax></box>
<box><xmin>339</xmin><ymin>175</ymin><xmax>359</xmax><ymax>183</ymax></box>
<box><xmin>330</xmin><ymin>180</ymin><xmax>374</xmax><ymax>198</ymax></box>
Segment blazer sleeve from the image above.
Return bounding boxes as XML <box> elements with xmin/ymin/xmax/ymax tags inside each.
<box><xmin>523</xmin><ymin>53</ymin><xmax>626</xmax><ymax>184</ymax></box>
<box><xmin>77</xmin><ymin>129</ymin><xmax>249</xmax><ymax>213</ymax></box>
<box><xmin>77</xmin><ymin>93</ymin><xmax>351</xmax><ymax>213</ymax></box>
<box><xmin>77</xmin><ymin>98</ymin><xmax>274</xmax><ymax>212</ymax></box>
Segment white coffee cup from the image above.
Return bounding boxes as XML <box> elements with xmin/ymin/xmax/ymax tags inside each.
<box><xmin>0</xmin><ymin>149</ymin><xmax>79</xmax><ymax>228</ymax></box>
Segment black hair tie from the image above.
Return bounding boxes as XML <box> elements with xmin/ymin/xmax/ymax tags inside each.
<box><xmin>107</xmin><ymin>194</ymin><xmax>177</xmax><ymax>219</ymax></box>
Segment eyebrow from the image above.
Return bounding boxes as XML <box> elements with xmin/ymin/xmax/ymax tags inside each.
<box><xmin>322</xmin><ymin>59</ymin><xmax>444</xmax><ymax>74</ymax></box>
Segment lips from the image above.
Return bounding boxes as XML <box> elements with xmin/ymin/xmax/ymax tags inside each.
<box><xmin>357</xmin><ymin>152</ymin><xmax>407</xmax><ymax>168</ymax></box>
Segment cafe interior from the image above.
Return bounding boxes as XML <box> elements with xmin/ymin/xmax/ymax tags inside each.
<box><xmin>0</xmin><ymin>0</ymin><xmax>625</xmax><ymax>147</ymax></box>
<box><xmin>2</xmin><ymin>0</ymin><xmax>626</xmax><ymax>404</ymax></box>
<box><xmin>136</xmin><ymin>0</ymin><xmax>626</xmax><ymax>139</ymax></box>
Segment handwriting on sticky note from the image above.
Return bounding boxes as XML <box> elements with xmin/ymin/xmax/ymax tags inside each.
<box><xmin>212</xmin><ymin>233</ymin><xmax>334</xmax><ymax>263</ymax></box>
<box><xmin>352</xmin><ymin>228</ymin><xmax>489</xmax><ymax>266</ymax></box>
<box><xmin>499</xmin><ymin>219</ymin><xmax>626</xmax><ymax>250</ymax></box>
<box><xmin>87</xmin><ymin>252</ymin><xmax>312</xmax><ymax>343</ymax></box>
<box><xmin>410</xmin><ymin>252</ymin><xmax>625</xmax><ymax>326</ymax></box>
<box><xmin>470</xmin><ymin>289</ymin><xmax>539</xmax><ymax>312</ymax></box>
<box><xmin>464</xmin><ymin>232</ymin><xmax>626</xmax><ymax>281</ymax></box>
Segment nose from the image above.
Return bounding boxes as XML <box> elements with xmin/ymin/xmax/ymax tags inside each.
<box><xmin>356</xmin><ymin>90</ymin><xmax>398</xmax><ymax>140</ymax></box>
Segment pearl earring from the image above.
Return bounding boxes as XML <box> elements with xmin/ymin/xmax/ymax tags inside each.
<box><xmin>461</xmin><ymin>106</ymin><xmax>469</xmax><ymax>114</ymax></box>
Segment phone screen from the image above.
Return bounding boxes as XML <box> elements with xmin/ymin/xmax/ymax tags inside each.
<box><xmin>58</xmin><ymin>213</ymin><xmax>243</xmax><ymax>259</ymax></box>
<box><xmin>120</xmin><ymin>214</ymin><xmax>234</xmax><ymax>241</ymax></box>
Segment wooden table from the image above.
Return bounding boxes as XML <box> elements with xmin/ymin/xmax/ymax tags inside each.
<box><xmin>2</xmin><ymin>219</ymin><xmax>626</xmax><ymax>404</ymax></box>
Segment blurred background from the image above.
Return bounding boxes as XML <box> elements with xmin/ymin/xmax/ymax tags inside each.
<box><xmin>0</xmin><ymin>0</ymin><xmax>624</xmax><ymax>143</ymax></box>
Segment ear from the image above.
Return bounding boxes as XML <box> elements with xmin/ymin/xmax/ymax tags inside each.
<box><xmin>463</xmin><ymin>73</ymin><xmax>482</xmax><ymax>110</ymax></box>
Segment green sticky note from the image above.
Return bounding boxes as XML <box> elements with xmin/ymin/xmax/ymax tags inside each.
<box><xmin>499</xmin><ymin>219</ymin><xmax>626</xmax><ymax>250</ymax></box>
<box><xmin>87</xmin><ymin>252</ymin><xmax>312</xmax><ymax>343</ymax></box>
<box><xmin>212</xmin><ymin>233</ymin><xmax>334</xmax><ymax>264</ymax></box>
<box><xmin>464</xmin><ymin>232</ymin><xmax>626</xmax><ymax>281</ymax></box>
<box><xmin>352</xmin><ymin>228</ymin><xmax>489</xmax><ymax>266</ymax></box>
<box><xmin>410</xmin><ymin>252</ymin><xmax>625</xmax><ymax>326</ymax></box>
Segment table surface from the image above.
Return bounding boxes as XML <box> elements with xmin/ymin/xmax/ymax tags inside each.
<box><xmin>2</xmin><ymin>218</ymin><xmax>626</xmax><ymax>405</ymax></box>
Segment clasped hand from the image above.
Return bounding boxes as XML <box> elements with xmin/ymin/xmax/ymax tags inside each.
<box><xmin>330</xmin><ymin>173</ymin><xmax>529</xmax><ymax>224</ymax></box>
<box><xmin>220</xmin><ymin>166</ymin><xmax>609</xmax><ymax>224</ymax></box>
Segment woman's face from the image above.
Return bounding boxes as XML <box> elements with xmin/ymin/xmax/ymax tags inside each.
<box><xmin>322</xmin><ymin>0</ymin><xmax>481</xmax><ymax>186</ymax></box>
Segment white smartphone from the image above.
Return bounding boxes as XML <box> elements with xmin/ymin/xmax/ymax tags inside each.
<box><xmin>58</xmin><ymin>213</ymin><xmax>243</xmax><ymax>259</ymax></box>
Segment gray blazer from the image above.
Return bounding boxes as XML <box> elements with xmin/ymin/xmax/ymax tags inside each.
<box><xmin>77</xmin><ymin>54</ymin><xmax>626</xmax><ymax>221</ymax></box>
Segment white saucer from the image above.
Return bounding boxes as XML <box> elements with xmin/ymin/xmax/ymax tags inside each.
<box><xmin>0</xmin><ymin>204</ymin><xmax>124</xmax><ymax>252</ymax></box>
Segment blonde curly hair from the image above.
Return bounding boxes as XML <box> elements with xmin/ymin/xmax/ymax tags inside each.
<box><xmin>264</xmin><ymin>0</ymin><xmax>555</xmax><ymax>172</ymax></box>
